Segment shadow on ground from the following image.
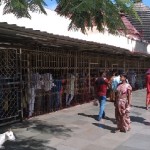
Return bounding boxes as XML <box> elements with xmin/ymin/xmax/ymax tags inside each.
<box><xmin>0</xmin><ymin>119</ymin><xmax>73</xmax><ymax>150</ymax></box>
<box><xmin>131</xmin><ymin>105</ymin><xmax>146</xmax><ymax>110</ymax></box>
<box><xmin>4</xmin><ymin>138</ymin><xmax>56</xmax><ymax>150</ymax></box>
<box><xmin>104</xmin><ymin>116</ymin><xmax>116</xmax><ymax>124</ymax></box>
<box><xmin>92</xmin><ymin>123</ymin><xmax>116</xmax><ymax>133</ymax></box>
<box><xmin>78</xmin><ymin>113</ymin><xmax>116</xmax><ymax>124</ymax></box>
<box><xmin>130</xmin><ymin>116</ymin><xmax>150</xmax><ymax>126</ymax></box>
<box><xmin>1</xmin><ymin>120</ymin><xmax>73</xmax><ymax>137</ymax></box>
<box><xmin>0</xmin><ymin>120</ymin><xmax>72</xmax><ymax>150</ymax></box>
<box><xmin>78</xmin><ymin>113</ymin><xmax>97</xmax><ymax>121</ymax></box>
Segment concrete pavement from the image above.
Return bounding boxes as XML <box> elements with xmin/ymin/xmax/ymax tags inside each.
<box><xmin>1</xmin><ymin>89</ymin><xmax>150</xmax><ymax>150</ymax></box>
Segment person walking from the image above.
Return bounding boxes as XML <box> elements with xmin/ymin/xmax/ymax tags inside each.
<box><xmin>115</xmin><ymin>73</ymin><xmax>132</xmax><ymax>132</ymax></box>
<box><xmin>146</xmin><ymin>69</ymin><xmax>150</xmax><ymax>110</ymax></box>
<box><xmin>95</xmin><ymin>71</ymin><xmax>109</xmax><ymax>121</ymax></box>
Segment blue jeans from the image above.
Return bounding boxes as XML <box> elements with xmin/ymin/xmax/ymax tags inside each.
<box><xmin>98</xmin><ymin>96</ymin><xmax>106</xmax><ymax>121</ymax></box>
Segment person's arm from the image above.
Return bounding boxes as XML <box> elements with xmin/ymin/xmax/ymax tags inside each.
<box><xmin>127</xmin><ymin>89</ymin><xmax>131</xmax><ymax>106</ymax></box>
<box><xmin>114</xmin><ymin>91</ymin><xmax>118</xmax><ymax>107</ymax></box>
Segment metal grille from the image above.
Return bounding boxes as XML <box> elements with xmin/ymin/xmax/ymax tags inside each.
<box><xmin>0</xmin><ymin>49</ymin><xmax>21</xmax><ymax>126</ymax></box>
<box><xmin>20</xmin><ymin>47</ymin><xmax>150</xmax><ymax>119</ymax></box>
<box><xmin>21</xmin><ymin>48</ymin><xmax>95</xmax><ymax>118</ymax></box>
<box><xmin>1</xmin><ymin>46</ymin><xmax>150</xmax><ymax>123</ymax></box>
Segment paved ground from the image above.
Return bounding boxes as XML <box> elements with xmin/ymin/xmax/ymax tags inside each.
<box><xmin>1</xmin><ymin>89</ymin><xmax>150</xmax><ymax>150</ymax></box>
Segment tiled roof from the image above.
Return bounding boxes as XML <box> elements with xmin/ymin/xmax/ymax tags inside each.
<box><xmin>120</xmin><ymin>15</ymin><xmax>141</xmax><ymax>40</ymax></box>
<box><xmin>127</xmin><ymin>2</ymin><xmax>150</xmax><ymax>43</ymax></box>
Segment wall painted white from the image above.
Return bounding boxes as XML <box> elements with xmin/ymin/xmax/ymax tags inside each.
<box><xmin>0</xmin><ymin>5</ymin><xmax>149</xmax><ymax>54</ymax></box>
<box><xmin>147</xmin><ymin>44</ymin><xmax>150</xmax><ymax>53</ymax></box>
<box><xmin>86</xmin><ymin>26</ymin><xmax>150</xmax><ymax>54</ymax></box>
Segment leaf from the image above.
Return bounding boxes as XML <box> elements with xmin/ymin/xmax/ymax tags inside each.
<box><xmin>56</xmin><ymin>0</ymin><xmax>140</xmax><ymax>34</ymax></box>
<box><xmin>2</xmin><ymin>0</ymin><xmax>47</xmax><ymax>18</ymax></box>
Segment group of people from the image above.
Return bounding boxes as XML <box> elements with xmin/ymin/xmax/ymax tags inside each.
<box><xmin>95</xmin><ymin>69</ymin><xmax>150</xmax><ymax>133</ymax></box>
<box><xmin>26</xmin><ymin>72</ymin><xmax>77</xmax><ymax>117</ymax></box>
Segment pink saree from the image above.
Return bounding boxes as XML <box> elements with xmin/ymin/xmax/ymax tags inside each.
<box><xmin>115</xmin><ymin>83</ymin><xmax>132</xmax><ymax>132</ymax></box>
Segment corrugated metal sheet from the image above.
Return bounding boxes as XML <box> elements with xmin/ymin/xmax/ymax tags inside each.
<box><xmin>121</xmin><ymin>15</ymin><xmax>141</xmax><ymax>40</ymax></box>
<box><xmin>127</xmin><ymin>2</ymin><xmax>150</xmax><ymax>43</ymax></box>
<box><xmin>0</xmin><ymin>22</ymin><xmax>133</xmax><ymax>55</ymax></box>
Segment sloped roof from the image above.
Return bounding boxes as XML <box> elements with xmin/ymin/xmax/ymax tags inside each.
<box><xmin>0</xmin><ymin>22</ymin><xmax>134</xmax><ymax>56</ymax></box>
<box><xmin>127</xmin><ymin>2</ymin><xmax>150</xmax><ymax>43</ymax></box>
<box><xmin>121</xmin><ymin>15</ymin><xmax>141</xmax><ymax>40</ymax></box>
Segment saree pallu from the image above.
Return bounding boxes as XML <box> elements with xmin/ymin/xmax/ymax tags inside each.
<box><xmin>115</xmin><ymin>98</ymin><xmax>131</xmax><ymax>132</ymax></box>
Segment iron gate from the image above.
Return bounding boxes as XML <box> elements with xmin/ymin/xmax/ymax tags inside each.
<box><xmin>0</xmin><ymin>48</ymin><xmax>22</xmax><ymax>126</ymax></box>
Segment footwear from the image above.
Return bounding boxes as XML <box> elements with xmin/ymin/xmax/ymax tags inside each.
<box><xmin>97</xmin><ymin>117</ymin><xmax>104</xmax><ymax>122</ymax></box>
<box><xmin>127</xmin><ymin>127</ymin><xmax>131</xmax><ymax>131</ymax></box>
<box><xmin>115</xmin><ymin>128</ymin><xmax>120</xmax><ymax>133</ymax></box>
<box><xmin>102</xmin><ymin>112</ymin><xmax>105</xmax><ymax>119</ymax></box>
<box><xmin>102</xmin><ymin>115</ymin><xmax>105</xmax><ymax>119</ymax></box>
<box><xmin>120</xmin><ymin>129</ymin><xmax>127</xmax><ymax>133</ymax></box>
<box><xmin>97</xmin><ymin>117</ymin><xmax>101</xmax><ymax>121</ymax></box>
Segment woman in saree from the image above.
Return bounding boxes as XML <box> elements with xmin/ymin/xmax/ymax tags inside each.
<box><xmin>146</xmin><ymin>69</ymin><xmax>150</xmax><ymax>110</ymax></box>
<box><xmin>115</xmin><ymin>73</ymin><xmax>132</xmax><ymax>132</ymax></box>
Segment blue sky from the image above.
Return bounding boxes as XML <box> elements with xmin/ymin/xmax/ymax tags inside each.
<box><xmin>45</xmin><ymin>0</ymin><xmax>57</xmax><ymax>10</ymax></box>
<box><xmin>45</xmin><ymin>0</ymin><xmax>150</xmax><ymax>10</ymax></box>
<box><xmin>143</xmin><ymin>0</ymin><xmax>150</xmax><ymax>6</ymax></box>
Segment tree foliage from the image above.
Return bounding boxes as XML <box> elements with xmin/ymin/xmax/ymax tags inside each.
<box><xmin>0</xmin><ymin>0</ymin><xmax>47</xmax><ymax>18</ymax></box>
<box><xmin>0</xmin><ymin>0</ymin><xmax>140</xmax><ymax>34</ymax></box>
<box><xmin>56</xmin><ymin>0</ymin><xmax>140</xmax><ymax>34</ymax></box>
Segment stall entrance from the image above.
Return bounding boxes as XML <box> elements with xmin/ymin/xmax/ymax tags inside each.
<box><xmin>0</xmin><ymin>49</ymin><xmax>22</xmax><ymax>126</ymax></box>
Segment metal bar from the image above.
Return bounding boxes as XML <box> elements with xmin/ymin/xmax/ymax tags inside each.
<box><xmin>19</xmin><ymin>48</ymin><xmax>23</xmax><ymax>122</ymax></box>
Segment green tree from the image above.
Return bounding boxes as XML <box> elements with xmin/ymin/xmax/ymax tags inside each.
<box><xmin>0</xmin><ymin>0</ymin><xmax>139</xmax><ymax>34</ymax></box>
<box><xmin>56</xmin><ymin>0</ymin><xmax>139</xmax><ymax>34</ymax></box>
<box><xmin>0</xmin><ymin>0</ymin><xmax>47</xmax><ymax>18</ymax></box>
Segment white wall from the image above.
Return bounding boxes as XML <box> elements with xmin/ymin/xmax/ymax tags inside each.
<box><xmin>86</xmin><ymin>27</ymin><xmax>149</xmax><ymax>54</ymax></box>
<box><xmin>147</xmin><ymin>44</ymin><xmax>150</xmax><ymax>54</ymax></box>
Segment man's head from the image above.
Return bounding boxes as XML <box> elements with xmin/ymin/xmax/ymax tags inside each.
<box><xmin>120</xmin><ymin>73</ymin><xmax>128</xmax><ymax>82</ymax></box>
